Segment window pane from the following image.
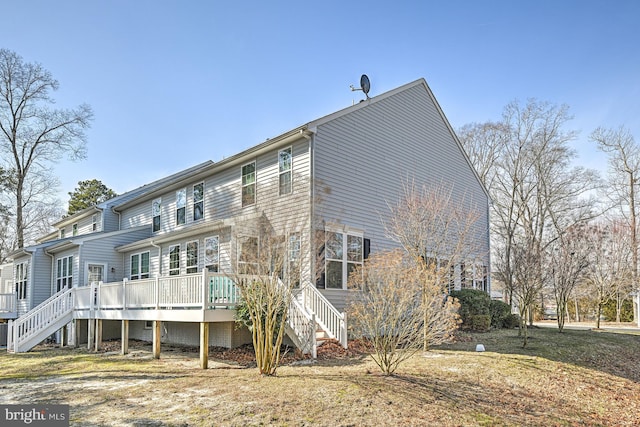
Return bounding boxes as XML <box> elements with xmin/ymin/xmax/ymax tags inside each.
<box><xmin>279</xmin><ymin>172</ymin><xmax>291</xmax><ymax>195</ymax></box>
<box><xmin>205</xmin><ymin>236</ymin><xmax>219</xmax><ymax>266</ymax></box>
<box><xmin>347</xmin><ymin>235</ymin><xmax>362</xmax><ymax>262</ymax></box>
<box><xmin>326</xmin><ymin>261</ymin><xmax>343</xmax><ymax>289</ymax></box>
<box><xmin>187</xmin><ymin>241</ymin><xmax>198</xmax><ymax>273</ymax></box>
<box><xmin>326</xmin><ymin>232</ymin><xmax>343</xmax><ymax>260</ymax></box>
<box><xmin>176</xmin><ymin>207</ymin><xmax>186</xmax><ymax>225</ymax></box>
<box><xmin>176</xmin><ymin>188</ymin><xmax>186</xmax><ymax>208</ymax></box>
<box><xmin>279</xmin><ymin>148</ymin><xmax>291</xmax><ymax>172</ymax></box>
<box><xmin>169</xmin><ymin>246</ymin><xmax>180</xmax><ymax>275</ymax></box>
<box><xmin>242</xmin><ymin>185</ymin><xmax>255</xmax><ymax>206</ymax></box>
<box><xmin>141</xmin><ymin>252</ymin><xmax>150</xmax><ymax>274</ymax></box>
<box><xmin>131</xmin><ymin>254</ymin><xmax>139</xmax><ymax>276</ymax></box>
<box><xmin>152</xmin><ymin>199</ymin><xmax>161</xmax><ymax>216</ymax></box>
<box><xmin>194</xmin><ymin>201</ymin><xmax>204</xmax><ymax>221</ymax></box>
<box><xmin>193</xmin><ymin>183</ymin><xmax>204</xmax><ymax>202</ymax></box>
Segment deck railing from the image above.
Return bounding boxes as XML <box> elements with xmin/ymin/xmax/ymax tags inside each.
<box><xmin>0</xmin><ymin>292</ymin><xmax>17</xmax><ymax>316</ymax></box>
<box><xmin>75</xmin><ymin>271</ymin><xmax>240</xmax><ymax>311</ymax></box>
<box><xmin>301</xmin><ymin>280</ymin><xmax>348</xmax><ymax>348</ymax></box>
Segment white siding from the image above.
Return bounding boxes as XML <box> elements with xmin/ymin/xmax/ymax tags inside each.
<box><xmin>312</xmin><ymin>82</ymin><xmax>491</xmax><ymax>305</ymax></box>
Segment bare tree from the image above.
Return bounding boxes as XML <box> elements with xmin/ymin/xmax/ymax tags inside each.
<box><xmin>347</xmin><ymin>250</ymin><xmax>460</xmax><ymax>375</ymax></box>
<box><xmin>546</xmin><ymin>224</ymin><xmax>590</xmax><ymax>332</ymax></box>
<box><xmin>590</xmin><ymin>126</ymin><xmax>640</xmax><ymax>308</ymax></box>
<box><xmin>384</xmin><ymin>180</ymin><xmax>483</xmax><ymax>351</ymax></box>
<box><xmin>460</xmin><ymin>100</ymin><xmax>598</xmax><ymax>345</ymax></box>
<box><xmin>0</xmin><ymin>49</ymin><xmax>93</xmax><ymax>249</ymax></box>
<box><xmin>584</xmin><ymin>221</ymin><xmax>632</xmax><ymax>328</ymax></box>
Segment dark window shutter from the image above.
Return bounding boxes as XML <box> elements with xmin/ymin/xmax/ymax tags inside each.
<box><xmin>364</xmin><ymin>238</ymin><xmax>370</xmax><ymax>260</ymax></box>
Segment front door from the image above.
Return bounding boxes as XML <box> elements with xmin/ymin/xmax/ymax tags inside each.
<box><xmin>87</xmin><ymin>264</ymin><xmax>105</xmax><ymax>286</ymax></box>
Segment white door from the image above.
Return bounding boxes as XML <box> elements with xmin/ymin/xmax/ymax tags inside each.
<box><xmin>87</xmin><ymin>264</ymin><xmax>105</xmax><ymax>286</ymax></box>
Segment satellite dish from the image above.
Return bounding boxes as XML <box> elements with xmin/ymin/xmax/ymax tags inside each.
<box><xmin>360</xmin><ymin>74</ymin><xmax>370</xmax><ymax>96</ymax></box>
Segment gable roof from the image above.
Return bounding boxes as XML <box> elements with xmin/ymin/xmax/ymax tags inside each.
<box><xmin>115</xmin><ymin>77</ymin><xmax>489</xmax><ymax>209</ymax></box>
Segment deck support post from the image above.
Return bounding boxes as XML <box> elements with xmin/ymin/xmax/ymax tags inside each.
<box><xmin>60</xmin><ymin>324</ymin><xmax>68</xmax><ymax>348</ymax></box>
<box><xmin>94</xmin><ymin>319</ymin><xmax>103</xmax><ymax>352</ymax></box>
<box><xmin>87</xmin><ymin>319</ymin><xmax>94</xmax><ymax>350</ymax></box>
<box><xmin>121</xmin><ymin>320</ymin><xmax>129</xmax><ymax>355</ymax></box>
<box><xmin>153</xmin><ymin>320</ymin><xmax>161</xmax><ymax>359</ymax></box>
<box><xmin>200</xmin><ymin>322</ymin><xmax>209</xmax><ymax>369</ymax></box>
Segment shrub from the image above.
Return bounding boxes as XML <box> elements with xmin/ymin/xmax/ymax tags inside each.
<box><xmin>602</xmin><ymin>299</ymin><xmax>634</xmax><ymax>322</ymax></box>
<box><xmin>450</xmin><ymin>289</ymin><xmax>491</xmax><ymax>328</ymax></box>
<box><xmin>503</xmin><ymin>313</ymin><xmax>521</xmax><ymax>329</ymax></box>
<box><xmin>490</xmin><ymin>300</ymin><xmax>512</xmax><ymax>328</ymax></box>
<box><xmin>469</xmin><ymin>315</ymin><xmax>491</xmax><ymax>332</ymax></box>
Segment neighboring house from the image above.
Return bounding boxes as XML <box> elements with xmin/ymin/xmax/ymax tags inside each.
<box><xmin>2</xmin><ymin>78</ymin><xmax>491</xmax><ymax>366</ymax></box>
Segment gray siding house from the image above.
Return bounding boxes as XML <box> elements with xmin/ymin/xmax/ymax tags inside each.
<box><xmin>2</xmin><ymin>78</ymin><xmax>490</xmax><ymax>365</ymax></box>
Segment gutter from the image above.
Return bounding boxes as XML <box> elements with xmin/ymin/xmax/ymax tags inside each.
<box><xmin>150</xmin><ymin>241</ymin><xmax>162</xmax><ymax>276</ymax></box>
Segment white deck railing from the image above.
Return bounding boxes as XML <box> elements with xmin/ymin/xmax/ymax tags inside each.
<box><xmin>0</xmin><ymin>292</ymin><xmax>17</xmax><ymax>315</ymax></box>
<box><xmin>75</xmin><ymin>271</ymin><xmax>240</xmax><ymax>311</ymax></box>
<box><xmin>301</xmin><ymin>281</ymin><xmax>347</xmax><ymax>348</ymax></box>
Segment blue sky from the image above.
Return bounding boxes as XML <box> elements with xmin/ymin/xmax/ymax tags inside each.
<box><xmin>2</xmin><ymin>1</ymin><xmax>639</xmax><ymax>208</ymax></box>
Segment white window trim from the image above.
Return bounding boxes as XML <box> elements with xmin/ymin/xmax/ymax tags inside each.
<box><xmin>204</xmin><ymin>235</ymin><xmax>220</xmax><ymax>272</ymax></box>
<box><xmin>324</xmin><ymin>227</ymin><xmax>364</xmax><ymax>290</ymax></box>
<box><xmin>169</xmin><ymin>244</ymin><xmax>181</xmax><ymax>276</ymax></box>
<box><xmin>279</xmin><ymin>147</ymin><xmax>292</xmax><ymax>196</ymax></box>
<box><xmin>152</xmin><ymin>198</ymin><xmax>162</xmax><ymax>233</ymax></box>
<box><xmin>176</xmin><ymin>188</ymin><xmax>187</xmax><ymax>226</ymax></box>
<box><xmin>72</xmin><ymin>223</ymin><xmax>78</xmax><ymax>236</ymax></box>
<box><xmin>193</xmin><ymin>182</ymin><xmax>205</xmax><ymax>222</ymax></box>
<box><xmin>241</xmin><ymin>161</ymin><xmax>256</xmax><ymax>207</ymax></box>
<box><xmin>56</xmin><ymin>255</ymin><xmax>74</xmax><ymax>292</ymax></box>
<box><xmin>91</xmin><ymin>214</ymin><xmax>98</xmax><ymax>232</ymax></box>
<box><xmin>130</xmin><ymin>251</ymin><xmax>150</xmax><ymax>280</ymax></box>
<box><xmin>186</xmin><ymin>240</ymin><xmax>199</xmax><ymax>274</ymax></box>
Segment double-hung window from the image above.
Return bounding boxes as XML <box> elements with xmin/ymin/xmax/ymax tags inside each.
<box><xmin>186</xmin><ymin>241</ymin><xmax>198</xmax><ymax>274</ymax></box>
<box><xmin>287</xmin><ymin>232</ymin><xmax>301</xmax><ymax>287</ymax></box>
<box><xmin>152</xmin><ymin>198</ymin><xmax>161</xmax><ymax>232</ymax></box>
<box><xmin>193</xmin><ymin>183</ymin><xmax>204</xmax><ymax>221</ymax></box>
<box><xmin>169</xmin><ymin>245</ymin><xmax>180</xmax><ymax>276</ymax></box>
<box><xmin>56</xmin><ymin>255</ymin><xmax>73</xmax><ymax>291</ymax></box>
<box><xmin>321</xmin><ymin>230</ymin><xmax>366</xmax><ymax>290</ymax></box>
<box><xmin>72</xmin><ymin>223</ymin><xmax>78</xmax><ymax>236</ymax></box>
<box><xmin>176</xmin><ymin>188</ymin><xmax>186</xmax><ymax>226</ymax></box>
<box><xmin>279</xmin><ymin>148</ymin><xmax>292</xmax><ymax>195</ymax></box>
<box><xmin>15</xmin><ymin>262</ymin><xmax>28</xmax><ymax>300</ymax></box>
<box><xmin>242</xmin><ymin>162</ymin><xmax>256</xmax><ymax>207</ymax></box>
<box><xmin>131</xmin><ymin>252</ymin><xmax>150</xmax><ymax>280</ymax></box>
<box><xmin>60</xmin><ymin>229</ymin><xmax>65</xmax><ymax>239</ymax></box>
<box><xmin>91</xmin><ymin>214</ymin><xmax>98</xmax><ymax>232</ymax></box>
<box><xmin>204</xmin><ymin>236</ymin><xmax>219</xmax><ymax>272</ymax></box>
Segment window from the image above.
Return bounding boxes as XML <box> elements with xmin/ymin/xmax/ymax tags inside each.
<box><xmin>193</xmin><ymin>182</ymin><xmax>204</xmax><ymax>221</ymax></box>
<box><xmin>321</xmin><ymin>230</ymin><xmax>365</xmax><ymax>289</ymax></box>
<box><xmin>287</xmin><ymin>232</ymin><xmax>301</xmax><ymax>287</ymax></box>
<box><xmin>204</xmin><ymin>236</ymin><xmax>219</xmax><ymax>272</ymax></box>
<box><xmin>186</xmin><ymin>241</ymin><xmax>198</xmax><ymax>274</ymax></box>
<box><xmin>72</xmin><ymin>223</ymin><xmax>78</xmax><ymax>236</ymax></box>
<box><xmin>241</xmin><ymin>162</ymin><xmax>256</xmax><ymax>207</ymax></box>
<box><xmin>60</xmin><ymin>228</ymin><xmax>65</xmax><ymax>239</ymax></box>
<box><xmin>15</xmin><ymin>262</ymin><xmax>28</xmax><ymax>300</ymax></box>
<box><xmin>238</xmin><ymin>236</ymin><xmax>258</xmax><ymax>274</ymax></box>
<box><xmin>131</xmin><ymin>252</ymin><xmax>150</xmax><ymax>280</ymax></box>
<box><xmin>56</xmin><ymin>255</ymin><xmax>73</xmax><ymax>292</ymax></box>
<box><xmin>279</xmin><ymin>148</ymin><xmax>292</xmax><ymax>195</ymax></box>
<box><xmin>91</xmin><ymin>214</ymin><xmax>97</xmax><ymax>232</ymax></box>
<box><xmin>152</xmin><ymin>198</ymin><xmax>161</xmax><ymax>232</ymax></box>
<box><xmin>176</xmin><ymin>188</ymin><xmax>186</xmax><ymax>225</ymax></box>
<box><xmin>169</xmin><ymin>245</ymin><xmax>180</xmax><ymax>276</ymax></box>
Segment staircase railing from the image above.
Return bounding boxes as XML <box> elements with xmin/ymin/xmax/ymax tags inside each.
<box><xmin>286</xmin><ymin>295</ymin><xmax>317</xmax><ymax>358</ymax></box>
<box><xmin>7</xmin><ymin>287</ymin><xmax>75</xmax><ymax>353</ymax></box>
<box><xmin>301</xmin><ymin>281</ymin><xmax>347</xmax><ymax>348</ymax></box>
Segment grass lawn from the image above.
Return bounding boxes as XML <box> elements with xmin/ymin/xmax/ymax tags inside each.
<box><xmin>1</xmin><ymin>326</ymin><xmax>639</xmax><ymax>426</ymax></box>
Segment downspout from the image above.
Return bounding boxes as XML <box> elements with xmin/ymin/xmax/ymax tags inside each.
<box><xmin>111</xmin><ymin>206</ymin><xmax>122</xmax><ymax>231</ymax></box>
<box><xmin>44</xmin><ymin>248</ymin><xmax>55</xmax><ymax>296</ymax></box>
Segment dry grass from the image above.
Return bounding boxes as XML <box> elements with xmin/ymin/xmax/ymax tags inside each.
<box><xmin>1</xmin><ymin>326</ymin><xmax>640</xmax><ymax>426</ymax></box>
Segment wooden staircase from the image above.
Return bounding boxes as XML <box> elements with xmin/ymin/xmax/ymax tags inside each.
<box><xmin>7</xmin><ymin>287</ymin><xmax>75</xmax><ymax>353</ymax></box>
